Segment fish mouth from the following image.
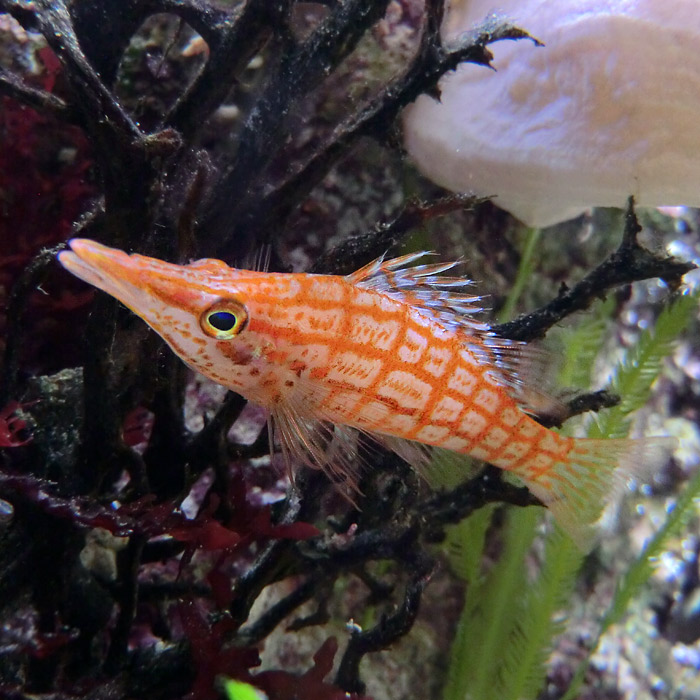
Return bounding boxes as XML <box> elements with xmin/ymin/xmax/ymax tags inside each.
<box><xmin>58</xmin><ymin>238</ymin><xmax>148</xmax><ymax>311</ymax></box>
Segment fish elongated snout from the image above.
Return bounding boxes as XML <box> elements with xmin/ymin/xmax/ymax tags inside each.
<box><xmin>58</xmin><ymin>239</ymin><xmax>149</xmax><ymax>306</ymax></box>
<box><xmin>58</xmin><ymin>238</ymin><xmax>225</xmax><ymax>322</ymax></box>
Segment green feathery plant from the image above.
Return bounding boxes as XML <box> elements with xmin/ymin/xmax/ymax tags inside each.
<box><xmin>560</xmin><ymin>288</ymin><xmax>700</xmax><ymax>700</ymax></box>
<box><xmin>561</xmin><ymin>462</ymin><xmax>700</xmax><ymax>700</ymax></box>
<box><xmin>498</xmin><ymin>227</ymin><xmax>542</xmax><ymax>323</ymax></box>
<box><xmin>442</xmin><ymin>254</ymin><xmax>699</xmax><ymax>700</ymax></box>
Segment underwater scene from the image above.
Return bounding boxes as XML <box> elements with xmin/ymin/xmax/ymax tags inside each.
<box><xmin>1</xmin><ymin>2</ymin><xmax>700</xmax><ymax>699</ymax></box>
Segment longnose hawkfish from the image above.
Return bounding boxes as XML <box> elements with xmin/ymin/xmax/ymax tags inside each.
<box><xmin>59</xmin><ymin>239</ymin><xmax>672</xmax><ymax>548</ymax></box>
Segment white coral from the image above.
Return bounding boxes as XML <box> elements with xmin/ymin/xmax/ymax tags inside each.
<box><xmin>403</xmin><ymin>1</ymin><xmax>700</xmax><ymax>227</ymax></box>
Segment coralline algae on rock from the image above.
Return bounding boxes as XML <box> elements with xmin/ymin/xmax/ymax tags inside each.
<box><xmin>403</xmin><ymin>1</ymin><xmax>700</xmax><ymax>227</ymax></box>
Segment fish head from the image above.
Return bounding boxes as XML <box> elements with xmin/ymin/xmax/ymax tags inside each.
<box><xmin>59</xmin><ymin>239</ymin><xmax>282</xmax><ymax>396</ymax></box>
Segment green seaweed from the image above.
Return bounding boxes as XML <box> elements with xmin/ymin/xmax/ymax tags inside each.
<box><xmin>497</xmin><ymin>227</ymin><xmax>542</xmax><ymax>324</ymax></box>
<box><xmin>443</xmin><ymin>504</ymin><xmax>496</xmax><ymax>585</ymax></box>
<box><xmin>557</xmin><ymin>296</ymin><xmax>615</xmax><ymax>391</ymax></box>
<box><xmin>496</xmin><ymin>529</ymin><xmax>581</xmax><ymax>700</ymax></box>
<box><xmin>557</xmin><ymin>290</ymin><xmax>700</xmax><ymax>700</ymax></box>
<box><xmin>589</xmin><ymin>289</ymin><xmax>700</xmax><ymax>440</ymax></box>
<box><xmin>561</xmin><ymin>464</ymin><xmax>700</xmax><ymax>700</ymax></box>
<box><xmin>442</xmin><ymin>507</ymin><xmax>540</xmax><ymax>700</ymax></box>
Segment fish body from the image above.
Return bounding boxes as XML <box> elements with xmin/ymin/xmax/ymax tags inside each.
<box><xmin>59</xmin><ymin>239</ymin><xmax>671</xmax><ymax>548</ymax></box>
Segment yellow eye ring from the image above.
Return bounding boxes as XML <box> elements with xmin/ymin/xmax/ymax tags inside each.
<box><xmin>200</xmin><ymin>300</ymin><xmax>249</xmax><ymax>339</ymax></box>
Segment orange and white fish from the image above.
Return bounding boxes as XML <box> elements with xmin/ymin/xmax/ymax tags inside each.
<box><xmin>59</xmin><ymin>239</ymin><xmax>671</xmax><ymax>548</ymax></box>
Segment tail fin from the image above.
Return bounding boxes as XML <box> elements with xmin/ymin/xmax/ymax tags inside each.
<box><xmin>520</xmin><ymin>437</ymin><xmax>676</xmax><ymax>550</ymax></box>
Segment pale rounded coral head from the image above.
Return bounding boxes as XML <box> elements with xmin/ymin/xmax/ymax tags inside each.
<box><xmin>403</xmin><ymin>0</ymin><xmax>700</xmax><ymax>227</ymax></box>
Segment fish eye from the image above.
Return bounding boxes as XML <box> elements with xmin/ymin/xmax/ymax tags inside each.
<box><xmin>200</xmin><ymin>300</ymin><xmax>249</xmax><ymax>339</ymax></box>
<box><xmin>208</xmin><ymin>311</ymin><xmax>236</xmax><ymax>331</ymax></box>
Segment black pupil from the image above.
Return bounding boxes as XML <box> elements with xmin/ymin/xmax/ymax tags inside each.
<box><xmin>208</xmin><ymin>311</ymin><xmax>237</xmax><ymax>332</ymax></box>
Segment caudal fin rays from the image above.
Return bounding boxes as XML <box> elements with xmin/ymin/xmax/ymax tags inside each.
<box><xmin>521</xmin><ymin>437</ymin><xmax>676</xmax><ymax>550</ymax></box>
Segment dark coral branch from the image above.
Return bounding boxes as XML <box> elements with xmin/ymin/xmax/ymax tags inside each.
<box><xmin>0</xmin><ymin>245</ymin><xmax>65</xmax><ymax>409</ymax></box>
<box><xmin>142</xmin><ymin>0</ymin><xmax>230</xmax><ymax>40</ymax></box>
<box><xmin>0</xmin><ymin>2</ymin><xmax>38</xmax><ymax>31</ymax></box>
<box><xmin>77</xmin><ymin>298</ymin><xmax>153</xmax><ymax>495</ymax></box>
<box><xmin>546</xmin><ymin>389</ymin><xmax>620</xmax><ymax>429</ymax></box>
<box><xmin>493</xmin><ymin>198</ymin><xmax>696</xmax><ymax>342</ymax></box>
<box><xmin>5</xmin><ymin>0</ymin><xmax>170</xmax><ymax>256</ymax></box>
<box><xmin>164</xmin><ymin>0</ymin><xmax>294</xmax><ymax>139</ymax></box>
<box><xmin>0</xmin><ymin>67</ymin><xmax>72</xmax><ymax>119</ymax></box>
<box><xmin>176</xmin><ymin>157</ymin><xmax>211</xmax><ymax>261</ymax></box>
<box><xmin>335</xmin><ymin>553</ymin><xmax>433</xmax><ymax>694</ymax></box>
<box><xmin>311</xmin><ymin>194</ymin><xmax>488</xmax><ymax>275</ymax></box>
<box><xmin>141</xmin><ymin>538</ymin><xmax>187</xmax><ymax>564</ymax></box>
<box><xmin>286</xmin><ymin>581</ymin><xmax>333</xmax><ymax>630</ymax></box>
<box><xmin>353</xmin><ymin>567</ymin><xmax>395</xmax><ymax>608</ymax></box>
<box><xmin>104</xmin><ymin>534</ymin><xmax>147</xmax><ymax>672</ymax></box>
<box><xmin>300</xmin><ymin>520</ymin><xmax>421</xmax><ymax>569</ymax></box>
<box><xmin>227</xmin><ymin>470</ymin><xmax>328</xmax><ymax>626</ymax></box>
<box><xmin>235</xmin><ymin>574</ymin><xmax>323</xmax><ymax>646</ymax></box>
<box><xmin>229</xmin><ymin>543</ymin><xmax>297</xmax><ymax>628</ymax></box>
<box><xmin>282</xmin><ymin>0</ymin><xmax>393</xmax><ymax>97</ymax></box>
<box><xmin>421</xmin><ymin>466</ymin><xmax>540</xmax><ymax>536</ymax></box>
<box><xmin>426</xmin><ymin>0</ymin><xmax>448</xmax><ymax>32</ymax></box>
<box><xmin>139</xmin><ymin>580</ymin><xmax>210</xmax><ymax>600</ymax></box>
<box><xmin>185</xmin><ymin>392</ymin><xmax>248</xmax><ymax>476</ymax></box>
<box><xmin>142</xmin><ymin>374</ymin><xmax>189</xmax><ymax>498</ymax></box>
<box><xmin>293</xmin><ymin>468</ymin><xmax>537</xmax><ymax>566</ymax></box>
<box><xmin>228</xmin><ymin>13</ymin><xmax>535</xmax><ymax>251</ymax></box>
<box><xmin>26</xmin><ymin>0</ymin><xmax>143</xmax><ymax>142</ymax></box>
<box><xmin>127</xmin><ymin>641</ymin><xmax>194</xmax><ymax>700</ymax></box>
<box><xmin>203</xmin><ymin>0</ymin><xmax>394</xmax><ymax>250</ymax></box>
<box><xmin>65</xmin><ymin>0</ymin><xmax>146</xmax><ymax>85</ymax></box>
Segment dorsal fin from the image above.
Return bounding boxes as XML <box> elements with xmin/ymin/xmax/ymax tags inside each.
<box><xmin>347</xmin><ymin>252</ymin><xmax>566</xmax><ymax>421</ymax></box>
<box><xmin>347</xmin><ymin>251</ymin><xmax>490</xmax><ymax>334</ymax></box>
<box><xmin>475</xmin><ymin>338</ymin><xmax>568</xmax><ymax>422</ymax></box>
